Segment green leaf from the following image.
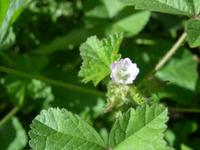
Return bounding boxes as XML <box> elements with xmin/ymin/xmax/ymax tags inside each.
<box><xmin>181</xmin><ymin>144</ymin><xmax>193</xmax><ymax>150</ymax></box>
<box><xmin>101</xmin><ymin>0</ymin><xmax>126</xmax><ymax>18</ymax></box>
<box><xmin>0</xmin><ymin>117</ymin><xmax>27</xmax><ymax>150</ymax></box>
<box><xmin>120</xmin><ymin>0</ymin><xmax>135</xmax><ymax>6</ymax></box>
<box><xmin>84</xmin><ymin>0</ymin><xmax>150</xmax><ymax>38</ymax></box>
<box><xmin>0</xmin><ymin>27</ymin><xmax>15</xmax><ymax>50</ymax></box>
<box><xmin>109</xmin><ymin>104</ymin><xmax>169</xmax><ymax>150</ymax></box>
<box><xmin>5</xmin><ymin>78</ymin><xmax>53</xmax><ymax>106</ymax></box>
<box><xmin>0</xmin><ymin>0</ymin><xmax>10</xmax><ymax>26</ymax></box>
<box><xmin>106</xmin><ymin>10</ymin><xmax>150</xmax><ymax>37</ymax></box>
<box><xmin>129</xmin><ymin>0</ymin><xmax>200</xmax><ymax>16</ymax></box>
<box><xmin>84</xmin><ymin>0</ymin><xmax>125</xmax><ymax>19</ymax></box>
<box><xmin>6</xmin><ymin>80</ymin><xmax>26</xmax><ymax>106</ymax></box>
<box><xmin>29</xmin><ymin>108</ymin><xmax>106</xmax><ymax>150</ymax></box>
<box><xmin>156</xmin><ymin>50</ymin><xmax>198</xmax><ymax>104</ymax></box>
<box><xmin>156</xmin><ymin>50</ymin><xmax>198</xmax><ymax>91</ymax></box>
<box><xmin>186</xmin><ymin>19</ymin><xmax>200</xmax><ymax>48</ymax></box>
<box><xmin>0</xmin><ymin>0</ymin><xmax>27</xmax><ymax>50</ymax></box>
<box><xmin>79</xmin><ymin>33</ymin><xmax>123</xmax><ymax>85</ymax></box>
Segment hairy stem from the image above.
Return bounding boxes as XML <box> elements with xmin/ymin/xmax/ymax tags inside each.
<box><xmin>0</xmin><ymin>66</ymin><xmax>104</xmax><ymax>97</ymax></box>
<box><xmin>155</xmin><ymin>32</ymin><xmax>187</xmax><ymax>71</ymax></box>
<box><xmin>0</xmin><ymin>106</ymin><xmax>20</xmax><ymax>128</ymax></box>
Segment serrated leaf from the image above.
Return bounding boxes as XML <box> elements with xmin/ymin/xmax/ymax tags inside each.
<box><xmin>109</xmin><ymin>104</ymin><xmax>169</xmax><ymax>150</ymax></box>
<box><xmin>79</xmin><ymin>33</ymin><xmax>123</xmax><ymax>85</ymax></box>
<box><xmin>130</xmin><ymin>0</ymin><xmax>200</xmax><ymax>16</ymax></box>
<box><xmin>186</xmin><ymin>19</ymin><xmax>200</xmax><ymax>48</ymax></box>
<box><xmin>0</xmin><ymin>117</ymin><xmax>27</xmax><ymax>150</ymax></box>
<box><xmin>29</xmin><ymin>108</ymin><xmax>106</xmax><ymax>150</ymax></box>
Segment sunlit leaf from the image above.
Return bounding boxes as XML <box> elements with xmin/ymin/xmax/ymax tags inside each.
<box><xmin>156</xmin><ymin>50</ymin><xmax>198</xmax><ymax>91</ymax></box>
<box><xmin>0</xmin><ymin>0</ymin><xmax>27</xmax><ymax>50</ymax></box>
<box><xmin>109</xmin><ymin>104</ymin><xmax>170</xmax><ymax>150</ymax></box>
<box><xmin>79</xmin><ymin>33</ymin><xmax>123</xmax><ymax>85</ymax></box>
<box><xmin>106</xmin><ymin>10</ymin><xmax>150</xmax><ymax>37</ymax></box>
<box><xmin>124</xmin><ymin>0</ymin><xmax>200</xmax><ymax>16</ymax></box>
<box><xmin>29</xmin><ymin>108</ymin><xmax>106</xmax><ymax>150</ymax></box>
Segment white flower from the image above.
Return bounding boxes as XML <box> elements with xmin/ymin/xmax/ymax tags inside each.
<box><xmin>110</xmin><ymin>58</ymin><xmax>139</xmax><ymax>84</ymax></box>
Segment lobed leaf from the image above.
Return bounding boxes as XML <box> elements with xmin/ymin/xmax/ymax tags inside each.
<box><xmin>124</xmin><ymin>0</ymin><xmax>200</xmax><ymax>16</ymax></box>
<box><xmin>79</xmin><ymin>33</ymin><xmax>123</xmax><ymax>86</ymax></box>
<box><xmin>109</xmin><ymin>104</ymin><xmax>170</xmax><ymax>150</ymax></box>
<box><xmin>29</xmin><ymin>108</ymin><xmax>106</xmax><ymax>150</ymax></box>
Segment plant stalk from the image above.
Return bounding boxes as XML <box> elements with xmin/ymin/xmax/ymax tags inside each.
<box><xmin>155</xmin><ymin>32</ymin><xmax>187</xmax><ymax>71</ymax></box>
<box><xmin>170</xmin><ymin>107</ymin><xmax>200</xmax><ymax>113</ymax></box>
<box><xmin>0</xmin><ymin>66</ymin><xmax>104</xmax><ymax>97</ymax></box>
<box><xmin>0</xmin><ymin>106</ymin><xmax>20</xmax><ymax>128</ymax></box>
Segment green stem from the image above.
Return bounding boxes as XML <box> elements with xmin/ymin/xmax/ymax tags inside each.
<box><xmin>155</xmin><ymin>32</ymin><xmax>187</xmax><ymax>71</ymax></box>
<box><xmin>0</xmin><ymin>66</ymin><xmax>104</xmax><ymax>97</ymax></box>
<box><xmin>0</xmin><ymin>106</ymin><xmax>20</xmax><ymax>128</ymax></box>
<box><xmin>138</xmin><ymin>32</ymin><xmax>187</xmax><ymax>88</ymax></box>
<box><xmin>170</xmin><ymin>107</ymin><xmax>200</xmax><ymax>113</ymax></box>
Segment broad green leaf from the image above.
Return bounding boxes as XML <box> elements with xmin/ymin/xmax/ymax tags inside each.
<box><xmin>0</xmin><ymin>117</ymin><xmax>27</xmax><ymax>150</ymax></box>
<box><xmin>29</xmin><ymin>108</ymin><xmax>106</xmax><ymax>150</ymax></box>
<box><xmin>109</xmin><ymin>104</ymin><xmax>169</xmax><ymax>150</ymax></box>
<box><xmin>79</xmin><ymin>33</ymin><xmax>123</xmax><ymax>85</ymax></box>
<box><xmin>84</xmin><ymin>0</ymin><xmax>150</xmax><ymax>38</ymax></box>
<box><xmin>129</xmin><ymin>0</ymin><xmax>200</xmax><ymax>16</ymax></box>
<box><xmin>84</xmin><ymin>0</ymin><xmax>125</xmax><ymax>19</ymax></box>
<box><xmin>106</xmin><ymin>10</ymin><xmax>150</xmax><ymax>37</ymax></box>
<box><xmin>156</xmin><ymin>50</ymin><xmax>198</xmax><ymax>91</ymax></box>
<box><xmin>101</xmin><ymin>0</ymin><xmax>126</xmax><ymax>18</ymax></box>
<box><xmin>186</xmin><ymin>19</ymin><xmax>200</xmax><ymax>48</ymax></box>
<box><xmin>156</xmin><ymin>50</ymin><xmax>198</xmax><ymax>104</ymax></box>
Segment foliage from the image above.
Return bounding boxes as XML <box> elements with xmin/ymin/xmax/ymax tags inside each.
<box><xmin>29</xmin><ymin>104</ymin><xmax>170</xmax><ymax>150</ymax></box>
<box><xmin>0</xmin><ymin>0</ymin><xmax>200</xmax><ymax>150</ymax></box>
<box><xmin>79</xmin><ymin>33</ymin><xmax>123</xmax><ymax>85</ymax></box>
